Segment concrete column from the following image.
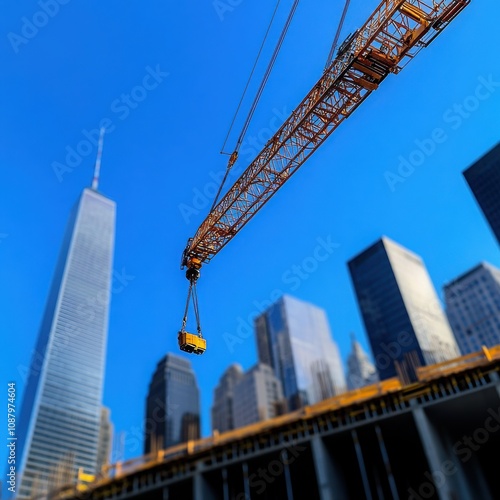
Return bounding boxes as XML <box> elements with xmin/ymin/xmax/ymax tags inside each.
<box><xmin>441</xmin><ymin>431</ymin><xmax>492</xmax><ymax>500</ymax></box>
<box><xmin>351</xmin><ymin>429</ymin><xmax>372</xmax><ymax>500</ymax></box>
<box><xmin>311</xmin><ymin>435</ymin><xmax>346</xmax><ymax>500</ymax></box>
<box><xmin>412</xmin><ymin>406</ymin><xmax>474</xmax><ymax>500</ymax></box>
<box><xmin>374</xmin><ymin>425</ymin><xmax>399</xmax><ymax>500</ymax></box>
<box><xmin>222</xmin><ymin>467</ymin><xmax>229</xmax><ymax>500</ymax></box>
<box><xmin>492</xmin><ymin>370</ymin><xmax>500</xmax><ymax>398</ymax></box>
<box><xmin>281</xmin><ymin>449</ymin><xmax>294</xmax><ymax>500</ymax></box>
<box><xmin>193</xmin><ymin>463</ymin><xmax>218</xmax><ymax>500</ymax></box>
<box><xmin>242</xmin><ymin>462</ymin><xmax>251</xmax><ymax>500</ymax></box>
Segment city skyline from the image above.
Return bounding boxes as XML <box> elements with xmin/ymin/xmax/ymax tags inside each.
<box><xmin>3</xmin><ymin>0</ymin><xmax>500</xmax><ymax>487</ymax></box>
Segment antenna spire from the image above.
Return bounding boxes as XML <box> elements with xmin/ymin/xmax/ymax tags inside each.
<box><xmin>92</xmin><ymin>127</ymin><xmax>105</xmax><ymax>191</ymax></box>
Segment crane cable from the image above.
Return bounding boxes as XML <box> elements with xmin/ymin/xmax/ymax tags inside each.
<box><xmin>181</xmin><ymin>278</ymin><xmax>202</xmax><ymax>336</ymax></box>
<box><xmin>210</xmin><ymin>0</ymin><xmax>301</xmax><ymax>213</ymax></box>
<box><xmin>219</xmin><ymin>0</ymin><xmax>283</xmax><ymax>158</ymax></box>
<box><xmin>325</xmin><ymin>0</ymin><xmax>351</xmax><ymax>70</ymax></box>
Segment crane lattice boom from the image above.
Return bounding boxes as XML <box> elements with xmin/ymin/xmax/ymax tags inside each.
<box><xmin>182</xmin><ymin>0</ymin><xmax>469</xmax><ymax>269</ymax></box>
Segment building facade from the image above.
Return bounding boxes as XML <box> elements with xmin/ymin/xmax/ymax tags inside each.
<box><xmin>232</xmin><ymin>364</ymin><xmax>284</xmax><ymax>428</ymax></box>
<box><xmin>463</xmin><ymin>142</ymin><xmax>500</xmax><ymax>245</ymax></box>
<box><xmin>345</xmin><ymin>333</ymin><xmax>379</xmax><ymax>390</ymax></box>
<box><xmin>144</xmin><ymin>354</ymin><xmax>200</xmax><ymax>454</ymax></box>
<box><xmin>444</xmin><ymin>262</ymin><xmax>500</xmax><ymax>355</ymax></box>
<box><xmin>17</xmin><ymin>187</ymin><xmax>116</xmax><ymax>499</ymax></box>
<box><xmin>211</xmin><ymin>363</ymin><xmax>244</xmax><ymax>434</ymax></box>
<box><xmin>255</xmin><ymin>294</ymin><xmax>346</xmax><ymax>410</ymax></box>
<box><xmin>348</xmin><ymin>237</ymin><xmax>460</xmax><ymax>382</ymax></box>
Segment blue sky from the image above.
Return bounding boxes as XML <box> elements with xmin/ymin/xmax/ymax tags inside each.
<box><xmin>2</xmin><ymin>0</ymin><xmax>500</xmax><ymax>481</ymax></box>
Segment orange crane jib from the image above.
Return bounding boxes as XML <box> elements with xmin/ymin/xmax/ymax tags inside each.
<box><xmin>181</xmin><ymin>0</ymin><xmax>470</xmax><ymax>273</ymax></box>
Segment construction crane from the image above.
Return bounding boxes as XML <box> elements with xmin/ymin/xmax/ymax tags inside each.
<box><xmin>177</xmin><ymin>0</ymin><xmax>470</xmax><ymax>355</ymax></box>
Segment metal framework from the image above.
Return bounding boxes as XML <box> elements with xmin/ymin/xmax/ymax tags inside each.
<box><xmin>182</xmin><ymin>0</ymin><xmax>469</xmax><ymax>268</ymax></box>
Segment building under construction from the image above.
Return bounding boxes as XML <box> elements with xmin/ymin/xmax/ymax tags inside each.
<box><xmin>52</xmin><ymin>346</ymin><xmax>500</xmax><ymax>500</ymax></box>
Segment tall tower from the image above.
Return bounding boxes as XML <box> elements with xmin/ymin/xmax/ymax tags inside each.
<box><xmin>345</xmin><ymin>333</ymin><xmax>378</xmax><ymax>391</ymax></box>
<box><xmin>211</xmin><ymin>363</ymin><xmax>243</xmax><ymax>434</ymax></box>
<box><xmin>17</xmin><ymin>156</ymin><xmax>116</xmax><ymax>499</ymax></box>
<box><xmin>144</xmin><ymin>354</ymin><xmax>200</xmax><ymax>453</ymax></box>
<box><xmin>444</xmin><ymin>262</ymin><xmax>500</xmax><ymax>355</ymax></box>
<box><xmin>348</xmin><ymin>237</ymin><xmax>459</xmax><ymax>382</ymax></box>
<box><xmin>463</xmin><ymin>142</ymin><xmax>500</xmax><ymax>246</ymax></box>
<box><xmin>255</xmin><ymin>294</ymin><xmax>346</xmax><ymax>410</ymax></box>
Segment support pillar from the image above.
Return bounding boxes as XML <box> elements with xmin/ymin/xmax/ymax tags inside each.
<box><xmin>412</xmin><ymin>406</ymin><xmax>474</xmax><ymax>500</ymax></box>
<box><xmin>242</xmin><ymin>462</ymin><xmax>251</xmax><ymax>500</ymax></box>
<box><xmin>193</xmin><ymin>463</ymin><xmax>217</xmax><ymax>500</ymax></box>
<box><xmin>351</xmin><ymin>429</ymin><xmax>372</xmax><ymax>500</ymax></box>
<box><xmin>374</xmin><ymin>425</ymin><xmax>399</xmax><ymax>500</ymax></box>
<box><xmin>311</xmin><ymin>435</ymin><xmax>346</xmax><ymax>499</ymax></box>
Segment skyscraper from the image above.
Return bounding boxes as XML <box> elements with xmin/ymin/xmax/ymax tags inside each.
<box><xmin>348</xmin><ymin>237</ymin><xmax>460</xmax><ymax>382</ymax></box>
<box><xmin>463</xmin><ymin>142</ymin><xmax>500</xmax><ymax>245</ymax></box>
<box><xmin>255</xmin><ymin>294</ymin><xmax>346</xmax><ymax>410</ymax></box>
<box><xmin>232</xmin><ymin>363</ymin><xmax>284</xmax><ymax>428</ymax></box>
<box><xmin>144</xmin><ymin>353</ymin><xmax>200</xmax><ymax>454</ymax></box>
<box><xmin>211</xmin><ymin>363</ymin><xmax>243</xmax><ymax>434</ymax></box>
<box><xmin>17</xmin><ymin>183</ymin><xmax>116</xmax><ymax>499</ymax></box>
<box><xmin>444</xmin><ymin>262</ymin><xmax>500</xmax><ymax>355</ymax></box>
<box><xmin>345</xmin><ymin>333</ymin><xmax>378</xmax><ymax>391</ymax></box>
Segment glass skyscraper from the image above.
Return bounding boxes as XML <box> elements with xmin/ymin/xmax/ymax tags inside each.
<box><xmin>463</xmin><ymin>142</ymin><xmax>500</xmax><ymax>246</ymax></box>
<box><xmin>17</xmin><ymin>187</ymin><xmax>116</xmax><ymax>499</ymax></box>
<box><xmin>144</xmin><ymin>353</ymin><xmax>200</xmax><ymax>453</ymax></box>
<box><xmin>255</xmin><ymin>294</ymin><xmax>346</xmax><ymax>410</ymax></box>
<box><xmin>348</xmin><ymin>237</ymin><xmax>460</xmax><ymax>382</ymax></box>
<box><xmin>444</xmin><ymin>262</ymin><xmax>500</xmax><ymax>355</ymax></box>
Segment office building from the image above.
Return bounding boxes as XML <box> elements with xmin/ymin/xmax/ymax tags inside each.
<box><xmin>144</xmin><ymin>354</ymin><xmax>200</xmax><ymax>453</ymax></box>
<box><xmin>345</xmin><ymin>333</ymin><xmax>379</xmax><ymax>390</ymax></box>
<box><xmin>255</xmin><ymin>294</ymin><xmax>346</xmax><ymax>410</ymax></box>
<box><xmin>444</xmin><ymin>262</ymin><xmax>500</xmax><ymax>355</ymax></box>
<box><xmin>348</xmin><ymin>237</ymin><xmax>460</xmax><ymax>382</ymax></box>
<box><xmin>96</xmin><ymin>407</ymin><xmax>113</xmax><ymax>474</ymax></box>
<box><xmin>232</xmin><ymin>363</ymin><xmax>284</xmax><ymax>428</ymax></box>
<box><xmin>211</xmin><ymin>363</ymin><xmax>244</xmax><ymax>434</ymax></box>
<box><xmin>463</xmin><ymin>142</ymin><xmax>500</xmax><ymax>245</ymax></box>
<box><xmin>17</xmin><ymin>184</ymin><xmax>116</xmax><ymax>499</ymax></box>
